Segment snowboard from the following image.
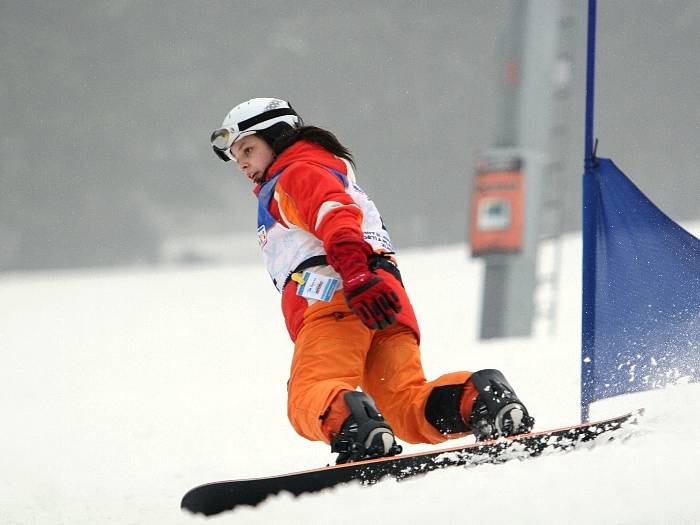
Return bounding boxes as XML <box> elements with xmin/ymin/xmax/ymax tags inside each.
<box><xmin>181</xmin><ymin>409</ymin><xmax>642</xmax><ymax>516</ymax></box>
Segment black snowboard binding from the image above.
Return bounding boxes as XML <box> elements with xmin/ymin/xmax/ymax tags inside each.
<box><xmin>330</xmin><ymin>391</ymin><xmax>403</xmax><ymax>464</ymax></box>
<box><xmin>468</xmin><ymin>369</ymin><xmax>535</xmax><ymax>441</ymax></box>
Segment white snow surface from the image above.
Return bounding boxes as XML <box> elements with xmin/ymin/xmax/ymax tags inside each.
<box><xmin>2</xmin><ymin>226</ymin><xmax>699</xmax><ymax>525</ymax></box>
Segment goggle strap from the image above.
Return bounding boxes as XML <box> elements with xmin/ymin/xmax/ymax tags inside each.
<box><xmin>237</xmin><ymin>107</ymin><xmax>297</xmax><ymax>132</ymax></box>
<box><xmin>212</xmin><ymin>146</ymin><xmax>232</xmax><ymax>162</ymax></box>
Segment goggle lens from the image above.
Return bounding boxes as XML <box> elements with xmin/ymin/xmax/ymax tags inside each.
<box><xmin>210</xmin><ymin>128</ymin><xmax>237</xmax><ymax>150</ymax></box>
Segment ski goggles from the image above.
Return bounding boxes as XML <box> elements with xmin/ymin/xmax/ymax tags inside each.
<box><xmin>210</xmin><ymin>128</ymin><xmax>255</xmax><ymax>162</ymax></box>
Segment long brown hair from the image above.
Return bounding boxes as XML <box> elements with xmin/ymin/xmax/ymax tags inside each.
<box><xmin>273</xmin><ymin>125</ymin><xmax>355</xmax><ymax>166</ymax></box>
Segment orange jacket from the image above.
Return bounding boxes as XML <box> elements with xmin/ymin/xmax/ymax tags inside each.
<box><xmin>254</xmin><ymin>140</ymin><xmax>420</xmax><ymax>341</ymax></box>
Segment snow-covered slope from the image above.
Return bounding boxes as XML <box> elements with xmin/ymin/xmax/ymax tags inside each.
<box><xmin>1</xmin><ymin>225</ymin><xmax>699</xmax><ymax>524</ymax></box>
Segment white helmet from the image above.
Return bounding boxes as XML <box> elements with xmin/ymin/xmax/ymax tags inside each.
<box><xmin>210</xmin><ymin>98</ymin><xmax>303</xmax><ymax>162</ymax></box>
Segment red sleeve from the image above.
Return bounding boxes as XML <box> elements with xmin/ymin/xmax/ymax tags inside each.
<box><xmin>275</xmin><ymin>162</ymin><xmax>365</xmax><ymax>247</ymax></box>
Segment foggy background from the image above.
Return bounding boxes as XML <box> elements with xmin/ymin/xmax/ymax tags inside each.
<box><xmin>2</xmin><ymin>1</ymin><xmax>698</xmax><ymax>272</ymax></box>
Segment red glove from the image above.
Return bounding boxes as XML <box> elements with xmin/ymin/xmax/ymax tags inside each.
<box><xmin>326</xmin><ymin>232</ymin><xmax>402</xmax><ymax>330</ymax></box>
<box><xmin>343</xmin><ymin>270</ymin><xmax>402</xmax><ymax>329</ymax></box>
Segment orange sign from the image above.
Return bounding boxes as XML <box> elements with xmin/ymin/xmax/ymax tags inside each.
<box><xmin>470</xmin><ymin>159</ymin><xmax>524</xmax><ymax>256</ymax></box>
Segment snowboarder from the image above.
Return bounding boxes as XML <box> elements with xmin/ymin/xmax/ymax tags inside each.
<box><xmin>210</xmin><ymin>98</ymin><xmax>534</xmax><ymax>464</ymax></box>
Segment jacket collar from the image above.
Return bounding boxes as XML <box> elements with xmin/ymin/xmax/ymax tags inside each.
<box><xmin>253</xmin><ymin>140</ymin><xmax>344</xmax><ymax>195</ymax></box>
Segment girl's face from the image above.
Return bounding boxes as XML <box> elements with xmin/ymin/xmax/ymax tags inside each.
<box><xmin>230</xmin><ymin>134</ymin><xmax>275</xmax><ymax>184</ymax></box>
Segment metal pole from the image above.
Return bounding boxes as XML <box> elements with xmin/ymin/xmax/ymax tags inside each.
<box><xmin>584</xmin><ymin>0</ymin><xmax>597</xmax><ymax>172</ymax></box>
<box><xmin>478</xmin><ymin>0</ymin><xmax>560</xmax><ymax>339</ymax></box>
<box><xmin>581</xmin><ymin>0</ymin><xmax>597</xmax><ymax>423</ymax></box>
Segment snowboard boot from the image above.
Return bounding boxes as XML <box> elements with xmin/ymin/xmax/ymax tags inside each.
<box><xmin>330</xmin><ymin>391</ymin><xmax>403</xmax><ymax>464</ymax></box>
<box><xmin>467</xmin><ymin>369</ymin><xmax>535</xmax><ymax>441</ymax></box>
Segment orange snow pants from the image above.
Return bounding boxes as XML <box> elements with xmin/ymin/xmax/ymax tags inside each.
<box><xmin>287</xmin><ymin>291</ymin><xmax>472</xmax><ymax>445</ymax></box>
